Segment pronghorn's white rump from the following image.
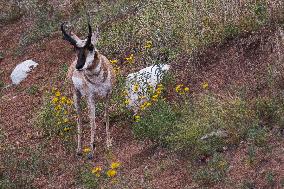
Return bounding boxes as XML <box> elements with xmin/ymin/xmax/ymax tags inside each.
<box><xmin>125</xmin><ymin>64</ymin><xmax>170</xmax><ymax>111</ymax></box>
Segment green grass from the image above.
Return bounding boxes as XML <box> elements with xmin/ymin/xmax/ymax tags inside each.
<box><xmin>0</xmin><ymin>145</ymin><xmax>52</xmax><ymax>189</ymax></box>
<box><xmin>133</xmin><ymin>99</ymin><xmax>180</xmax><ymax>145</ymax></box>
<box><xmin>192</xmin><ymin>153</ymin><xmax>229</xmax><ymax>186</ymax></box>
<box><xmin>26</xmin><ymin>85</ymin><xmax>39</xmax><ymax>95</ymax></box>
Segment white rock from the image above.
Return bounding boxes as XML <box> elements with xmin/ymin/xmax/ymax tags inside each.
<box><xmin>200</xmin><ymin>130</ymin><xmax>228</xmax><ymax>140</ymax></box>
<box><xmin>10</xmin><ymin>60</ymin><xmax>38</xmax><ymax>85</ymax></box>
<box><xmin>125</xmin><ymin>64</ymin><xmax>170</xmax><ymax>111</ymax></box>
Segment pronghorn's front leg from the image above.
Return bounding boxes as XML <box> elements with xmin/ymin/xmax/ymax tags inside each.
<box><xmin>87</xmin><ymin>95</ymin><xmax>96</xmax><ymax>159</ymax></box>
<box><xmin>105</xmin><ymin>96</ymin><xmax>112</xmax><ymax>148</ymax></box>
<box><xmin>73</xmin><ymin>90</ymin><xmax>83</xmax><ymax>156</ymax></box>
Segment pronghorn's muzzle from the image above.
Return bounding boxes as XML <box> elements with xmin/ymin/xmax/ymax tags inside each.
<box><xmin>76</xmin><ymin>48</ymin><xmax>86</xmax><ymax>70</ymax></box>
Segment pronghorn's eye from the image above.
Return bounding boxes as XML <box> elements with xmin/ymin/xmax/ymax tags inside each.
<box><xmin>87</xmin><ymin>44</ymin><xmax>94</xmax><ymax>51</ymax></box>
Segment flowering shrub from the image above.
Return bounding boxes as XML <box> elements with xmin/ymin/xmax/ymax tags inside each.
<box><xmin>37</xmin><ymin>88</ymin><xmax>75</xmax><ymax>140</ymax></box>
<box><xmin>50</xmin><ymin>88</ymin><xmax>74</xmax><ymax>135</ymax></box>
<box><xmin>80</xmin><ymin>161</ymin><xmax>122</xmax><ymax>188</ymax></box>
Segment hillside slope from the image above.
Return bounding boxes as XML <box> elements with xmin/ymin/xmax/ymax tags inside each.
<box><xmin>1</xmin><ymin>1</ymin><xmax>284</xmax><ymax>188</ymax></box>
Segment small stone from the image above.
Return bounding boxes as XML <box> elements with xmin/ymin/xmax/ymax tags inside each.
<box><xmin>10</xmin><ymin>60</ymin><xmax>38</xmax><ymax>85</ymax></box>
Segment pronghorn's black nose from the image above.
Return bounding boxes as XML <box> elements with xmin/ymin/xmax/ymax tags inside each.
<box><xmin>76</xmin><ymin>48</ymin><xmax>86</xmax><ymax>70</ymax></box>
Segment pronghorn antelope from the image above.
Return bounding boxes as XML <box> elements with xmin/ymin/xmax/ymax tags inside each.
<box><xmin>61</xmin><ymin>22</ymin><xmax>116</xmax><ymax>159</ymax></box>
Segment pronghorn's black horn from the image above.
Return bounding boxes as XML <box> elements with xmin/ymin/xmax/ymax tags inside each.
<box><xmin>84</xmin><ymin>22</ymin><xmax>92</xmax><ymax>48</ymax></box>
<box><xmin>61</xmin><ymin>22</ymin><xmax>77</xmax><ymax>46</ymax></box>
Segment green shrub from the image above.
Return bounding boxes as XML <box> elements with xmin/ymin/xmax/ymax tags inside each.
<box><xmin>76</xmin><ymin>167</ymin><xmax>99</xmax><ymax>189</ymax></box>
<box><xmin>0</xmin><ymin>2</ymin><xmax>23</xmax><ymax>25</ymax></box>
<box><xmin>36</xmin><ymin>89</ymin><xmax>76</xmax><ymax>141</ymax></box>
<box><xmin>0</xmin><ymin>145</ymin><xmax>53</xmax><ymax>189</ymax></box>
<box><xmin>166</xmin><ymin>95</ymin><xmax>254</xmax><ymax>157</ymax></box>
<box><xmin>26</xmin><ymin>85</ymin><xmax>39</xmax><ymax>95</ymax></box>
<box><xmin>132</xmin><ymin>100</ymin><xmax>180</xmax><ymax>145</ymax></box>
<box><xmin>193</xmin><ymin>153</ymin><xmax>229</xmax><ymax>186</ymax></box>
<box><xmin>266</xmin><ymin>171</ymin><xmax>276</xmax><ymax>187</ymax></box>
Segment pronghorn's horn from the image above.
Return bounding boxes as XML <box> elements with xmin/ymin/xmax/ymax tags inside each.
<box><xmin>61</xmin><ymin>22</ymin><xmax>77</xmax><ymax>46</ymax></box>
<box><xmin>85</xmin><ymin>22</ymin><xmax>92</xmax><ymax>48</ymax></box>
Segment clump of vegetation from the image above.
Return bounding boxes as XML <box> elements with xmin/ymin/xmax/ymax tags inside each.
<box><xmin>192</xmin><ymin>153</ymin><xmax>229</xmax><ymax>186</ymax></box>
<box><xmin>0</xmin><ymin>145</ymin><xmax>55</xmax><ymax>189</ymax></box>
<box><xmin>26</xmin><ymin>85</ymin><xmax>39</xmax><ymax>95</ymax></box>
<box><xmin>0</xmin><ymin>2</ymin><xmax>23</xmax><ymax>25</ymax></box>
<box><xmin>76</xmin><ymin>161</ymin><xmax>122</xmax><ymax>189</ymax></box>
<box><xmin>37</xmin><ymin>88</ymin><xmax>75</xmax><ymax>140</ymax></box>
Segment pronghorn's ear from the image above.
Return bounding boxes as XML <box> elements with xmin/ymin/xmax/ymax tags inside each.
<box><xmin>91</xmin><ymin>28</ymin><xmax>99</xmax><ymax>45</ymax></box>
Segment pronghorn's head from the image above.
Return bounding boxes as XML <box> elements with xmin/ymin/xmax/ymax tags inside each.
<box><xmin>61</xmin><ymin>22</ymin><xmax>98</xmax><ymax>71</ymax></box>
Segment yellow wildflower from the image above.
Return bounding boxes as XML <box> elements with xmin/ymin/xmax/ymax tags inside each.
<box><xmin>55</xmin><ymin>91</ymin><xmax>61</xmax><ymax>97</ymax></box>
<box><xmin>52</xmin><ymin>97</ymin><xmax>59</xmax><ymax>104</ymax></box>
<box><xmin>138</xmin><ymin>95</ymin><xmax>146</xmax><ymax>100</ymax></box>
<box><xmin>114</xmin><ymin>66</ymin><xmax>121</xmax><ymax>75</ymax></box>
<box><xmin>133</xmin><ymin>83</ymin><xmax>139</xmax><ymax>92</ymax></box>
<box><xmin>157</xmin><ymin>84</ymin><xmax>163</xmax><ymax>88</ymax></box>
<box><xmin>146</xmin><ymin>102</ymin><xmax>151</xmax><ymax>107</ymax></box>
<box><xmin>106</xmin><ymin>169</ymin><xmax>117</xmax><ymax>177</ymax></box>
<box><xmin>140</xmin><ymin>103</ymin><xmax>146</xmax><ymax>110</ymax></box>
<box><xmin>63</xmin><ymin>118</ymin><xmax>68</xmax><ymax>123</ymax></box>
<box><xmin>125</xmin><ymin>54</ymin><xmax>134</xmax><ymax>64</ymax></box>
<box><xmin>110</xmin><ymin>59</ymin><xmax>118</xmax><ymax>64</ymax></box>
<box><xmin>66</xmin><ymin>99</ymin><xmax>73</xmax><ymax>105</ymax></box>
<box><xmin>157</xmin><ymin>91</ymin><xmax>162</xmax><ymax>95</ymax></box>
<box><xmin>63</xmin><ymin>127</ymin><xmax>71</xmax><ymax>132</ymax></box>
<box><xmin>184</xmin><ymin>87</ymin><xmax>190</xmax><ymax>92</ymax></box>
<box><xmin>91</xmin><ymin>167</ymin><xmax>102</xmax><ymax>174</ymax></box>
<box><xmin>175</xmin><ymin>84</ymin><xmax>183</xmax><ymax>93</ymax></box>
<box><xmin>83</xmin><ymin>147</ymin><xmax>91</xmax><ymax>153</ymax></box>
<box><xmin>110</xmin><ymin>162</ymin><xmax>121</xmax><ymax>169</ymax></box>
<box><xmin>134</xmin><ymin>115</ymin><xmax>141</xmax><ymax>122</ymax></box>
<box><xmin>152</xmin><ymin>94</ymin><xmax>159</xmax><ymax>102</ymax></box>
<box><xmin>57</xmin><ymin>121</ymin><xmax>62</xmax><ymax>126</ymax></box>
<box><xmin>124</xmin><ymin>99</ymin><xmax>130</xmax><ymax>105</ymax></box>
<box><xmin>55</xmin><ymin>104</ymin><xmax>62</xmax><ymax>111</ymax></box>
<box><xmin>144</xmin><ymin>40</ymin><xmax>153</xmax><ymax>49</ymax></box>
<box><xmin>202</xmin><ymin>82</ymin><xmax>209</xmax><ymax>89</ymax></box>
<box><xmin>61</xmin><ymin>96</ymin><xmax>67</xmax><ymax>104</ymax></box>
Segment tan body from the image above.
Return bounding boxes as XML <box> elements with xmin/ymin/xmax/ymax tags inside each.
<box><xmin>70</xmin><ymin>50</ymin><xmax>116</xmax><ymax>158</ymax></box>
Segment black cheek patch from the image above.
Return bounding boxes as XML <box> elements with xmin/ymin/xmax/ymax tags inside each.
<box><xmin>76</xmin><ymin>49</ymin><xmax>86</xmax><ymax>70</ymax></box>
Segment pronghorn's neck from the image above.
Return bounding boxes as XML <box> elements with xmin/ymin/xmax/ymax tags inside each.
<box><xmin>83</xmin><ymin>51</ymin><xmax>108</xmax><ymax>84</ymax></box>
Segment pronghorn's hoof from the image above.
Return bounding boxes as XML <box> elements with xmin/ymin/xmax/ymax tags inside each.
<box><xmin>87</xmin><ymin>153</ymin><xmax>94</xmax><ymax>160</ymax></box>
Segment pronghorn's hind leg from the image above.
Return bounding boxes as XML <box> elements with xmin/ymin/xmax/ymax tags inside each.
<box><xmin>87</xmin><ymin>95</ymin><xmax>96</xmax><ymax>159</ymax></box>
<box><xmin>73</xmin><ymin>89</ymin><xmax>83</xmax><ymax>156</ymax></box>
<box><xmin>105</xmin><ymin>95</ymin><xmax>112</xmax><ymax>148</ymax></box>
